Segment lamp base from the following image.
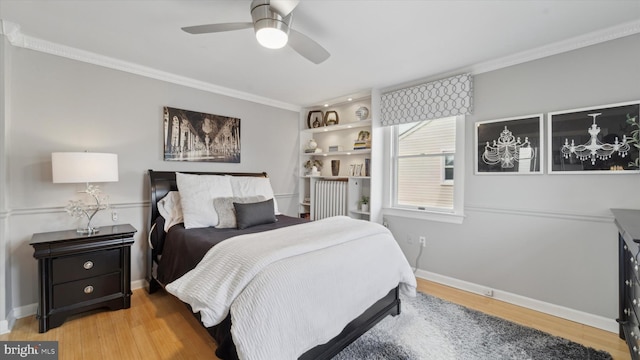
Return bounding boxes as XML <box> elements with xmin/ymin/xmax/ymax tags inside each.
<box><xmin>77</xmin><ymin>227</ymin><xmax>99</xmax><ymax>235</ymax></box>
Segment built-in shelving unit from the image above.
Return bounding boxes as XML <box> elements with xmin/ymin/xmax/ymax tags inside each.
<box><xmin>299</xmin><ymin>96</ymin><xmax>373</xmax><ymax>221</ymax></box>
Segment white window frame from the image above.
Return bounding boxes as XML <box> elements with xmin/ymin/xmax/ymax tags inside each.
<box><xmin>441</xmin><ymin>150</ymin><xmax>455</xmax><ymax>186</ymax></box>
<box><xmin>382</xmin><ymin>116</ymin><xmax>465</xmax><ymax>224</ymax></box>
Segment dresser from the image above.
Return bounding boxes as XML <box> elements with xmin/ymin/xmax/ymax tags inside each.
<box><xmin>614</xmin><ymin>209</ymin><xmax>640</xmax><ymax>359</ymax></box>
<box><xmin>30</xmin><ymin>224</ymin><xmax>136</xmax><ymax>333</ymax></box>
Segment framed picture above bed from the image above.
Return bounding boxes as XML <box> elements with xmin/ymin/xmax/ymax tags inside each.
<box><xmin>163</xmin><ymin>106</ymin><xmax>241</xmax><ymax>163</ymax></box>
<box><xmin>475</xmin><ymin>114</ymin><xmax>543</xmax><ymax>174</ymax></box>
<box><xmin>547</xmin><ymin>100</ymin><xmax>640</xmax><ymax>174</ymax></box>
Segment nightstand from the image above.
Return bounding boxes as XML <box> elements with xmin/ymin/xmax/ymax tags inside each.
<box><xmin>30</xmin><ymin>224</ymin><xmax>136</xmax><ymax>333</ymax></box>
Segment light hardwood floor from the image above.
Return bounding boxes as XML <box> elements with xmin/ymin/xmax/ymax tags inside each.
<box><xmin>0</xmin><ymin>278</ymin><xmax>631</xmax><ymax>359</ymax></box>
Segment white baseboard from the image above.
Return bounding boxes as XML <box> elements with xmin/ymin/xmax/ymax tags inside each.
<box><xmin>131</xmin><ymin>279</ymin><xmax>146</xmax><ymax>290</ymax></box>
<box><xmin>3</xmin><ymin>280</ymin><xmax>148</xmax><ymax>333</ymax></box>
<box><xmin>415</xmin><ymin>269</ymin><xmax>618</xmax><ymax>334</ymax></box>
<box><xmin>0</xmin><ymin>319</ymin><xmax>9</xmax><ymax>335</ymax></box>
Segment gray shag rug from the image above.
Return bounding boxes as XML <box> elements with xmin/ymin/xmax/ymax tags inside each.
<box><xmin>333</xmin><ymin>292</ymin><xmax>612</xmax><ymax>360</ymax></box>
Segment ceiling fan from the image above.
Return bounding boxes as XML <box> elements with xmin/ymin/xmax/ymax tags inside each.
<box><xmin>182</xmin><ymin>0</ymin><xmax>330</xmax><ymax>64</ymax></box>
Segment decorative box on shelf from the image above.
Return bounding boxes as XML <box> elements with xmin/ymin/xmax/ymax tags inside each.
<box><xmin>328</xmin><ymin>145</ymin><xmax>343</xmax><ymax>152</ymax></box>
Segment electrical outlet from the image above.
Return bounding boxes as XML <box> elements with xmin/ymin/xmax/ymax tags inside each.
<box><xmin>111</xmin><ymin>210</ymin><xmax>118</xmax><ymax>222</ymax></box>
<box><xmin>419</xmin><ymin>236</ymin><xmax>426</xmax><ymax>247</ymax></box>
<box><xmin>483</xmin><ymin>289</ymin><xmax>494</xmax><ymax>297</ymax></box>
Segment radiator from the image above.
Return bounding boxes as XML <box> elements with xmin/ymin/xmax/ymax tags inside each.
<box><xmin>314</xmin><ymin>180</ymin><xmax>348</xmax><ymax>220</ymax></box>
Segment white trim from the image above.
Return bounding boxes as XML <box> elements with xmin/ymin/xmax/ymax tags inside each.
<box><xmin>464</xmin><ymin>204</ymin><xmax>614</xmax><ymax>223</ymax></box>
<box><xmin>471</xmin><ymin>20</ymin><xmax>640</xmax><ymax>76</ymax></box>
<box><xmin>3</xmin><ymin>19</ymin><xmax>639</xmax><ymax>113</ymax></box>
<box><xmin>3</xmin><ymin>280</ymin><xmax>148</xmax><ymax>333</ymax></box>
<box><xmin>8</xmin><ymin>201</ymin><xmax>150</xmax><ymax>217</ymax></box>
<box><xmin>383</xmin><ymin>207</ymin><xmax>464</xmax><ymax>224</ymax></box>
<box><xmin>382</xmin><ymin>20</ymin><xmax>640</xmax><ymax>94</ymax></box>
<box><xmin>11</xmin><ymin>303</ymin><xmax>36</xmax><ymax>321</ymax></box>
<box><xmin>415</xmin><ymin>270</ymin><xmax>618</xmax><ymax>334</ymax></box>
<box><xmin>131</xmin><ymin>279</ymin><xmax>146</xmax><ymax>290</ymax></box>
<box><xmin>0</xmin><ymin>20</ymin><xmax>300</xmax><ymax>113</ymax></box>
<box><xmin>7</xmin><ymin>193</ymin><xmax>295</xmax><ymax>217</ymax></box>
<box><xmin>387</xmin><ymin>115</ymin><xmax>465</xmax><ymax>224</ymax></box>
<box><xmin>0</xmin><ymin>319</ymin><xmax>8</xmax><ymax>335</ymax></box>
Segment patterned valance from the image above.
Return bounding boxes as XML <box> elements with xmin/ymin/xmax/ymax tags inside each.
<box><xmin>381</xmin><ymin>73</ymin><xmax>473</xmax><ymax>126</ymax></box>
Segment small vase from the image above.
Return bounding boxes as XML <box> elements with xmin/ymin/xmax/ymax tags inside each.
<box><xmin>331</xmin><ymin>160</ymin><xmax>340</xmax><ymax>176</ymax></box>
<box><xmin>361</xmin><ymin>204</ymin><xmax>369</xmax><ymax>213</ymax></box>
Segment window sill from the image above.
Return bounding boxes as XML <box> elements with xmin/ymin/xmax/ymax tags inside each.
<box><xmin>382</xmin><ymin>207</ymin><xmax>465</xmax><ymax>224</ymax></box>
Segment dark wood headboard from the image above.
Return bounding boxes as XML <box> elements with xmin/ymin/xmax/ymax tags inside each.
<box><xmin>146</xmin><ymin>169</ymin><xmax>268</xmax><ymax>293</ymax></box>
<box><xmin>148</xmin><ymin>169</ymin><xmax>268</xmax><ymax>229</ymax></box>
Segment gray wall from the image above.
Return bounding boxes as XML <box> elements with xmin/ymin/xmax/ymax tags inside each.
<box><xmin>387</xmin><ymin>34</ymin><xmax>640</xmax><ymax>320</ymax></box>
<box><xmin>3</xmin><ymin>45</ymin><xmax>299</xmax><ymax>312</ymax></box>
<box><xmin>1</xmin><ymin>36</ymin><xmax>9</xmax><ymax>328</ymax></box>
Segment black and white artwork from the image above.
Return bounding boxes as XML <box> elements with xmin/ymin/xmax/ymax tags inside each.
<box><xmin>547</xmin><ymin>101</ymin><xmax>639</xmax><ymax>174</ymax></box>
<box><xmin>163</xmin><ymin>106</ymin><xmax>240</xmax><ymax>163</ymax></box>
<box><xmin>475</xmin><ymin>114</ymin><xmax>543</xmax><ymax>174</ymax></box>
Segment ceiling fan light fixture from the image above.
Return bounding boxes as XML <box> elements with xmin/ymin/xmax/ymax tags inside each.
<box><xmin>251</xmin><ymin>1</ymin><xmax>290</xmax><ymax>49</ymax></box>
<box><xmin>255</xmin><ymin>26</ymin><xmax>288</xmax><ymax>49</ymax></box>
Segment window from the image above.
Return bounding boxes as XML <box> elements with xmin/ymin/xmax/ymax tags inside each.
<box><xmin>442</xmin><ymin>151</ymin><xmax>454</xmax><ymax>185</ymax></box>
<box><xmin>387</xmin><ymin>116</ymin><xmax>464</xmax><ymax>222</ymax></box>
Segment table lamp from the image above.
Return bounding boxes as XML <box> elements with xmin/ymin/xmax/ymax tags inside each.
<box><xmin>52</xmin><ymin>152</ymin><xmax>119</xmax><ymax>234</ymax></box>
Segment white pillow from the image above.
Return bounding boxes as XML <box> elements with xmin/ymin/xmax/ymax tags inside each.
<box><xmin>229</xmin><ymin>176</ymin><xmax>280</xmax><ymax>215</ymax></box>
<box><xmin>176</xmin><ymin>173</ymin><xmax>233</xmax><ymax>229</ymax></box>
<box><xmin>157</xmin><ymin>191</ymin><xmax>183</xmax><ymax>231</ymax></box>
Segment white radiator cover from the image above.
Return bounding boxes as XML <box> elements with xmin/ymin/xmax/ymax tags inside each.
<box><xmin>314</xmin><ymin>180</ymin><xmax>348</xmax><ymax>220</ymax></box>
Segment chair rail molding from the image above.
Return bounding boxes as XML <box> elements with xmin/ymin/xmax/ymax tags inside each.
<box><xmin>464</xmin><ymin>203</ymin><xmax>614</xmax><ymax>223</ymax></box>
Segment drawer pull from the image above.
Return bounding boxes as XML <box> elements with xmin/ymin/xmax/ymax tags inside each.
<box><xmin>83</xmin><ymin>261</ymin><xmax>94</xmax><ymax>270</ymax></box>
<box><xmin>84</xmin><ymin>285</ymin><xmax>94</xmax><ymax>294</ymax></box>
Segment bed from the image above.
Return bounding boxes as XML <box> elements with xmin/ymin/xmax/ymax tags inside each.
<box><xmin>146</xmin><ymin>169</ymin><xmax>416</xmax><ymax>360</ymax></box>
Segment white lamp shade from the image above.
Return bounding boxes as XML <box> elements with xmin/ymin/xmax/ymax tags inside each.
<box><xmin>52</xmin><ymin>152</ymin><xmax>119</xmax><ymax>183</ymax></box>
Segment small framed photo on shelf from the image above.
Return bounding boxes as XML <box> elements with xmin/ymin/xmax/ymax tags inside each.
<box><xmin>476</xmin><ymin>114</ymin><xmax>543</xmax><ymax>175</ymax></box>
<box><xmin>547</xmin><ymin>100</ymin><xmax>640</xmax><ymax>174</ymax></box>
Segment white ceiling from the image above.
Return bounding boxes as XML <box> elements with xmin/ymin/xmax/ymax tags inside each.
<box><xmin>1</xmin><ymin>0</ymin><xmax>639</xmax><ymax>109</ymax></box>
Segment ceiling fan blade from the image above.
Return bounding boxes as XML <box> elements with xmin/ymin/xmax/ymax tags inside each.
<box><xmin>288</xmin><ymin>29</ymin><xmax>330</xmax><ymax>64</ymax></box>
<box><xmin>269</xmin><ymin>0</ymin><xmax>299</xmax><ymax>17</ymax></box>
<box><xmin>181</xmin><ymin>22</ymin><xmax>253</xmax><ymax>34</ymax></box>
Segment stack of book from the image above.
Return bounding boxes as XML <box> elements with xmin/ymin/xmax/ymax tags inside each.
<box><xmin>353</xmin><ymin>140</ymin><xmax>371</xmax><ymax>150</ymax></box>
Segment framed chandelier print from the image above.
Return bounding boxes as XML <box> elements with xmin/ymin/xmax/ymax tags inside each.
<box><xmin>547</xmin><ymin>101</ymin><xmax>640</xmax><ymax>174</ymax></box>
<box><xmin>475</xmin><ymin>114</ymin><xmax>543</xmax><ymax>174</ymax></box>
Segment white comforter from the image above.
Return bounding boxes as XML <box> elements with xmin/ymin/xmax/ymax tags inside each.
<box><xmin>166</xmin><ymin>216</ymin><xmax>416</xmax><ymax>360</ymax></box>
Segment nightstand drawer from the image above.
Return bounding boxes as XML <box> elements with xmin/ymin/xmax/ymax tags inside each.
<box><xmin>52</xmin><ymin>248</ymin><xmax>121</xmax><ymax>284</ymax></box>
<box><xmin>53</xmin><ymin>272</ymin><xmax>122</xmax><ymax>308</ymax></box>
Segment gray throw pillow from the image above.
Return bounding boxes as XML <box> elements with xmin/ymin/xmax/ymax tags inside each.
<box><xmin>213</xmin><ymin>196</ymin><xmax>265</xmax><ymax>228</ymax></box>
<box><xmin>234</xmin><ymin>198</ymin><xmax>276</xmax><ymax>230</ymax></box>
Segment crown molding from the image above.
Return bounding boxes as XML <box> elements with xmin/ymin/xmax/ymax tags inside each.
<box><xmin>2</xmin><ymin>18</ymin><xmax>639</xmax><ymax>110</ymax></box>
<box><xmin>381</xmin><ymin>19</ymin><xmax>640</xmax><ymax>94</ymax></box>
<box><xmin>471</xmin><ymin>19</ymin><xmax>640</xmax><ymax>75</ymax></box>
<box><xmin>0</xmin><ymin>20</ymin><xmax>301</xmax><ymax>112</ymax></box>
